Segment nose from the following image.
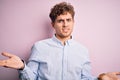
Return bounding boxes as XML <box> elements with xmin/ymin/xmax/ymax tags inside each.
<box><xmin>63</xmin><ymin>20</ymin><xmax>68</xmax><ymax>27</ymax></box>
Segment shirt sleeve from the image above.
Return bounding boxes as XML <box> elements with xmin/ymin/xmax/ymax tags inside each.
<box><xmin>18</xmin><ymin>45</ymin><xmax>40</xmax><ymax>80</ymax></box>
<box><xmin>80</xmin><ymin>48</ymin><xmax>98</xmax><ymax>80</ymax></box>
<box><xmin>81</xmin><ymin>61</ymin><xmax>98</xmax><ymax>80</ymax></box>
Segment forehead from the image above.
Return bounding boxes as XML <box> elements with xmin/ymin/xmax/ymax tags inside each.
<box><xmin>56</xmin><ymin>12</ymin><xmax>72</xmax><ymax>20</ymax></box>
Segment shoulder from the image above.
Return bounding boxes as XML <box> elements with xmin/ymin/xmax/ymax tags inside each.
<box><xmin>35</xmin><ymin>38</ymin><xmax>52</xmax><ymax>46</ymax></box>
<box><xmin>71</xmin><ymin>40</ymin><xmax>88</xmax><ymax>50</ymax></box>
<box><xmin>70</xmin><ymin>40</ymin><xmax>89</xmax><ymax>56</ymax></box>
<box><xmin>32</xmin><ymin>38</ymin><xmax>52</xmax><ymax>50</ymax></box>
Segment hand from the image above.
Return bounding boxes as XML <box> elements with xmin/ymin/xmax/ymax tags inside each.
<box><xmin>0</xmin><ymin>52</ymin><xmax>24</xmax><ymax>69</ymax></box>
<box><xmin>98</xmin><ymin>72</ymin><xmax>120</xmax><ymax>80</ymax></box>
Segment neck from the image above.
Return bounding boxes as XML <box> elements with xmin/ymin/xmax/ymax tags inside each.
<box><xmin>55</xmin><ymin>34</ymin><xmax>71</xmax><ymax>45</ymax></box>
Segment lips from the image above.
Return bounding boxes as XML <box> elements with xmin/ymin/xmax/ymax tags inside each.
<box><xmin>62</xmin><ymin>28</ymin><xmax>70</xmax><ymax>33</ymax></box>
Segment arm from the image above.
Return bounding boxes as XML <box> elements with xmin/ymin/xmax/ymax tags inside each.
<box><xmin>19</xmin><ymin>60</ymin><xmax>39</xmax><ymax>80</ymax></box>
<box><xmin>0</xmin><ymin>52</ymin><xmax>39</xmax><ymax>80</ymax></box>
<box><xmin>81</xmin><ymin>61</ymin><xmax>96</xmax><ymax>80</ymax></box>
<box><xmin>19</xmin><ymin>45</ymin><xmax>40</xmax><ymax>80</ymax></box>
<box><xmin>80</xmin><ymin>49</ymin><xmax>96</xmax><ymax>80</ymax></box>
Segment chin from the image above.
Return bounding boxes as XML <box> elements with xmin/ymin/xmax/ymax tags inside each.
<box><xmin>62</xmin><ymin>34</ymin><xmax>71</xmax><ymax>38</ymax></box>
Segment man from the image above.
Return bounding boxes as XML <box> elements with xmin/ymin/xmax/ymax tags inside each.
<box><xmin>0</xmin><ymin>2</ymin><xmax>120</xmax><ymax>80</ymax></box>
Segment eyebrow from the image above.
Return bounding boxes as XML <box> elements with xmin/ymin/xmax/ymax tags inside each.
<box><xmin>57</xmin><ymin>18</ymin><xmax>72</xmax><ymax>21</ymax></box>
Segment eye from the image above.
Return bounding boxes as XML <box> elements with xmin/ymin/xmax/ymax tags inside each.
<box><xmin>57</xmin><ymin>19</ymin><xmax>64</xmax><ymax>23</ymax></box>
<box><xmin>67</xmin><ymin>19</ymin><xmax>72</xmax><ymax>22</ymax></box>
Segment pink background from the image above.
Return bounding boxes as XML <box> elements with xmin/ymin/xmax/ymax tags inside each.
<box><xmin>0</xmin><ymin>0</ymin><xmax>120</xmax><ymax>80</ymax></box>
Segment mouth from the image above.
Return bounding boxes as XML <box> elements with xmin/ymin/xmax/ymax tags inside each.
<box><xmin>62</xmin><ymin>28</ymin><xmax>70</xmax><ymax>33</ymax></box>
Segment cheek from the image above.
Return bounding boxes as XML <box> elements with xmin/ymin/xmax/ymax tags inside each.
<box><xmin>54</xmin><ymin>27</ymin><xmax>61</xmax><ymax>32</ymax></box>
<box><xmin>69</xmin><ymin>25</ymin><xmax>73</xmax><ymax>30</ymax></box>
<box><xmin>69</xmin><ymin>22</ymin><xmax>74</xmax><ymax>28</ymax></box>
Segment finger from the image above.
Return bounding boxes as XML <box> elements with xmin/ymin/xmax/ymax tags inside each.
<box><xmin>1</xmin><ymin>52</ymin><xmax>14</xmax><ymax>58</ymax></box>
<box><xmin>115</xmin><ymin>72</ymin><xmax>120</xmax><ymax>75</ymax></box>
<box><xmin>109</xmin><ymin>72</ymin><xmax>120</xmax><ymax>75</ymax></box>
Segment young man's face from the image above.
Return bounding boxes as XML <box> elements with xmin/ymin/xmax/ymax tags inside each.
<box><xmin>52</xmin><ymin>12</ymin><xmax>74</xmax><ymax>39</ymax></box>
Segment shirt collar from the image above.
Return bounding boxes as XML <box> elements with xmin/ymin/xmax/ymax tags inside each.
<box><xmin>52</xmin><ymin>34</ymin><xmax>73</xmax><ymax>46</ymax></box>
